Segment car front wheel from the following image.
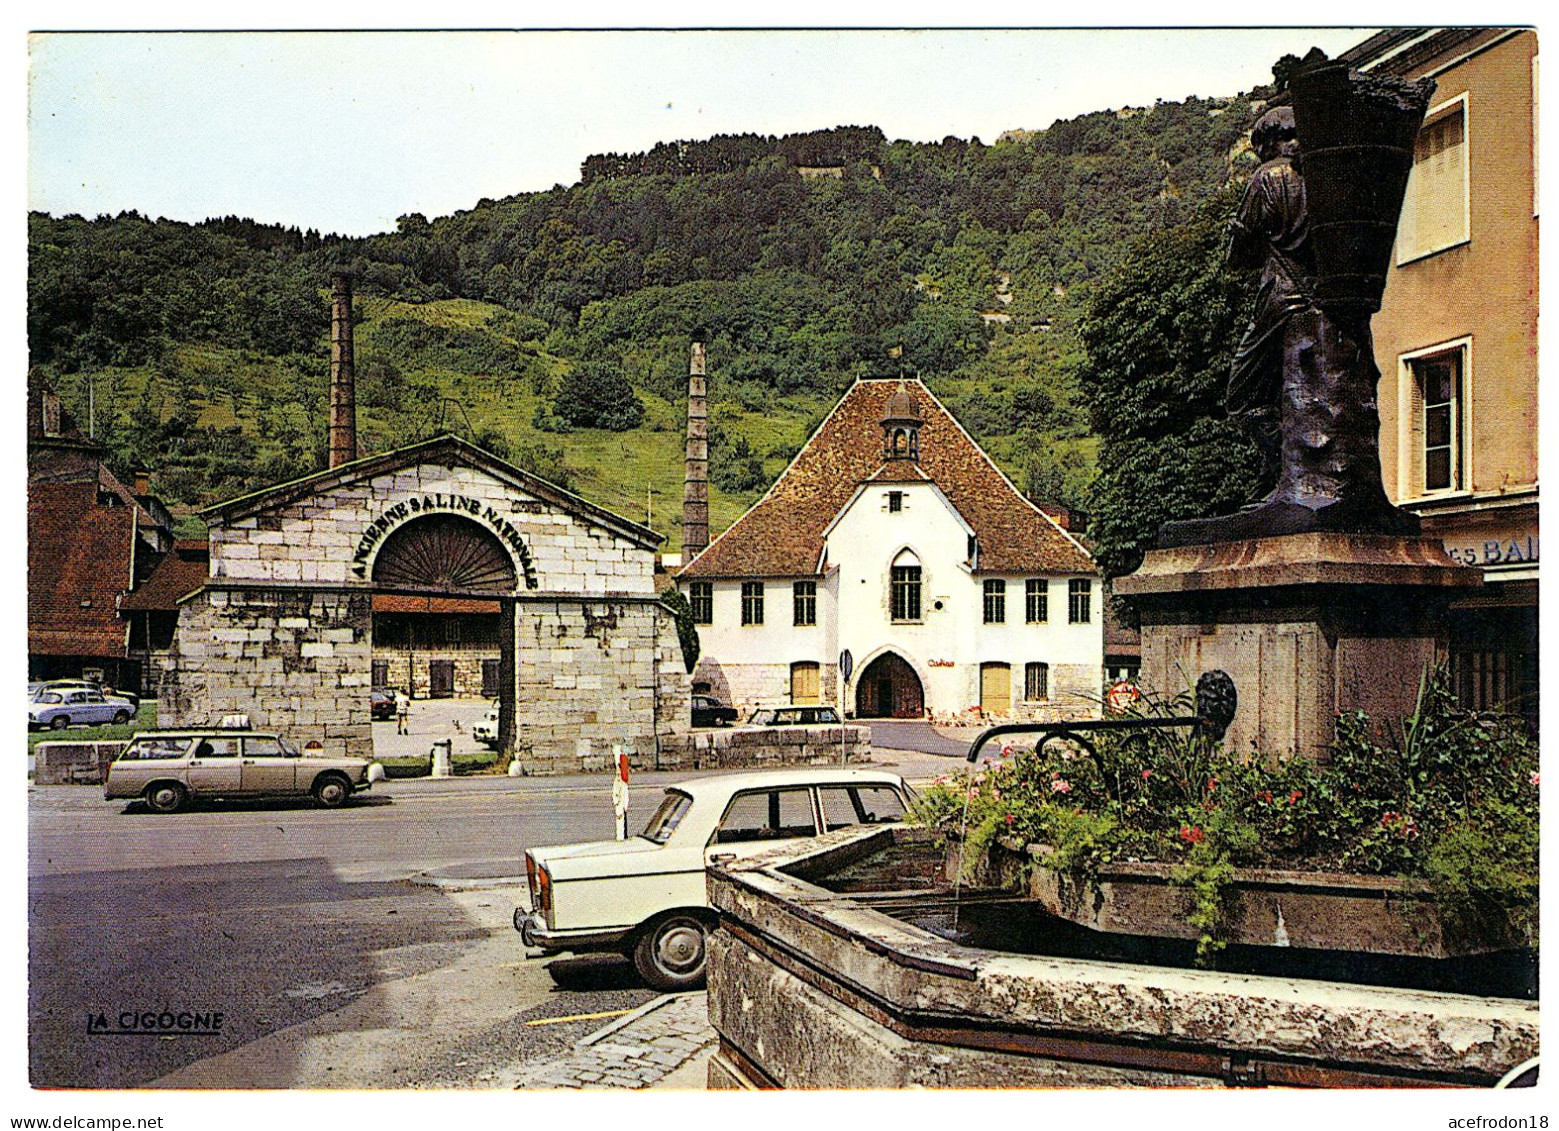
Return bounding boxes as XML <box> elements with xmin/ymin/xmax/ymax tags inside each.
<box><xmin>632</xmin><ymin>913</ymin><xmax>709</xmax><ymax>991</ymax></box>
<box><xmin>49</xmin><ymin>715</ymin><xmax>70</xmax><ymax>730</ymax></box>
<box><xmin>144</xmin><ymin>782</ymin><xmax>188</xmax><ymax>814</ymax></box>
<box><xmin>111</xmin><ymin>710</ymin><xmax>131</xmax><ymax>725</ymax></box>
<box><xmin>312</xmin><ymin>774</ymin><xmax>351</xmax><ymax>808</ymax></box>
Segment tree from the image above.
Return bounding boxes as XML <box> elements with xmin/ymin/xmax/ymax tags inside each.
<box><xmin>544</xmin><ymin>361</ymin><xmax>645</xmax><ymax>432</ymax></box>
<box><xmin>1079</xmin><ymin>187</ymin><xmax>1263</xmax><ymax>580</ymax></box>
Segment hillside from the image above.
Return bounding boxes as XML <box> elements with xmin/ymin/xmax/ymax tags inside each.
<box><xmin>27</xmin><ymin>91</ymin><xmax>1270</xmax><ymax>549</ymax></box>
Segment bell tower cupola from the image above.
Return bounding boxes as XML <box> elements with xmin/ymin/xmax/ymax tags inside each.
<box><xmin>880</xmin><ymin>381</ymin><xmax>922</xmax><ymax>462</ymax></box>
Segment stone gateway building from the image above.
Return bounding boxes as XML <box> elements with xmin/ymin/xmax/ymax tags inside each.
<box><xmin>159</xmin><ymin>434</ymin><xmax>690</xmax><ymax>772</ymax></box>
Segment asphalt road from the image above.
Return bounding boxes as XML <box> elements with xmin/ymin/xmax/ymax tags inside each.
<box><xmin>26</xmin><ymin>776</ymin><xmax>668</xmax><ymax>1089</ymax></box>
<box><xmin>26</xmin><ymin>723</ymin><xmax>968</xmax><ymax>1090</ymax></box>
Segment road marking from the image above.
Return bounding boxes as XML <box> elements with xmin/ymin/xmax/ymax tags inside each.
<box><xmin>524</xmin><ymin>1008</ymin><xmax>634</xmax><ymax>1027</ymax></box>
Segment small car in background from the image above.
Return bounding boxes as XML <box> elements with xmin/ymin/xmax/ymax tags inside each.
<box><xmin>370</xmin><ymin>688</ymin><xmax>396</xmax><ymax>720</ymax></box>
<box><xmin>690</xmin><ymin>694</ymin><xmax>738</xmax><ymax>728</ymax></box>
<box><xmin>747</xmin><ymin>705</ymin><xmax>841</xmax><ymax>726</ymax></box>
<box><xmin>29</xmin><ymin>688</ymin><xmax>139</xmax><ymax>730</ymax></box>
<box><xmin>104</xmin><ymin>728</ymin><xmax>386</xmax><ymax>813</ymax></box>
<box><xmin>473</xmin><ymin>701</ymin><xmax>501</xmax><ymax>748</ymax></box>
<box><xmin>32</xmin><ymin>679</ymin><xmax>139</xmax><ymax>712</ymax></box>
<box><xmin>515</xmin><ymin>767</ymin><xmax>914</xmax><ymax>991</ymax></box>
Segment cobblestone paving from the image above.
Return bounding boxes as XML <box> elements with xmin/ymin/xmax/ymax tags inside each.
<box><xmin>513</xmin><ymin>991</ymin><xmax>715</xmax><ymax>1090</ymax></box>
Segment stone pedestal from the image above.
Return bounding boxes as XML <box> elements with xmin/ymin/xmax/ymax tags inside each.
<box><xmin>1113</xmin><ymin>534</ymin><xmax>1481</xmax><ymax>762</ymax></box>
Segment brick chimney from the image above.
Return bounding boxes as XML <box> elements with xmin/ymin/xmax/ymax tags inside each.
<box><xmin>328</xmin><ymin>272</ymin><xmax>357</xmax><ymax>469</ymax></box>
<box><xmin>681</xmin><ymin>333</ymin><xmax>710</xmax><ymax>559</ymax></box>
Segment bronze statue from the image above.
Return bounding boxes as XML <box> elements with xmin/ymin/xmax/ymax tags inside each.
<box><xmin>1159</xmin><ymin>52</ymin><xmax>1435</xmax><ymax>547</ymax></box>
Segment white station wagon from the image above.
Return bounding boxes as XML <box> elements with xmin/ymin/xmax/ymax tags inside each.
<box><xmin>514</xmin><ymin>767</ymin><xmax>915</xmax><ymax>990</ymax></box>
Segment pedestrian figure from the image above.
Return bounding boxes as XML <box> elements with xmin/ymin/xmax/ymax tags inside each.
<box><xmin>395</xmin><ymin>689</ymin><xmax>410</xmax><ymax>736</ymax></box>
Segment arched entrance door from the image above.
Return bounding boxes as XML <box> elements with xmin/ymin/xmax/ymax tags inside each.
<box><xmin>854</xmin><ymin>652</ymin><xmax>924</xmax><ymax>719</ymax></box>
<box><xmin>370</xmin><ymin>514</ymin><xmax>519</xmax><ymax>751</ymax></box>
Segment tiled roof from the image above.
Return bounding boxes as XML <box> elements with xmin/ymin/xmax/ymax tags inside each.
<box><xmin>680</xmin><ymin>379</ymin><xmax>1097</xmax><ymax>579</ymax></box>
<box><xmin>119</xmin><ymin>540</ymin><xmax>211</xmax><ymax>612</ymax></box>
<box><xmin>28</xmin><ymin>480</ymin><xmax>135</xmax><ymax>657</ymax></box>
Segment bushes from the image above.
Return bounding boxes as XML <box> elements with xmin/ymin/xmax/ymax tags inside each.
<box><xmin>912</xmin><ymin>666</ymin><xmax>1539</xmax><ymax>960</ymax></box>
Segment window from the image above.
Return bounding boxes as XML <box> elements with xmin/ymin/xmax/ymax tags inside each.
<box><xmin>818</xmin><ymin>785</ymin><xmax>907</xmax><ymax>832</ymax></box>
<box><xmin>714</xmin><ymin>788</ymin><xmax>818</xmax><ymax>844</ymax></box>
<box><xmin>1398</xmin><ymin>99</ymin><xmax>1468</xmax><ymax>263</ymax></box>
<box><xmin>983</xmin><ymin>579</ymin><xmax>1006</xmax><ymax>624</ymax></box>
<box><xmin>1068</xmin><ymin>579</ymin><xmax>1092</xmax><ymax>624</ymax></box>
<box><xmin>790</xmin><ymin>662</ymin><xmax>821</xmax><ymax>705</ymax></box>
<box><xmin>1024</xmin><ymin>662</ymin><xmax>1050</xmax><ymax>702</ymax></box>
<box><xmin>244</xmin><ymin>736</ymin><xmax>287</xmax><ymax>758</ymax></box>
<box><xmin>193</xmin><ymin>737</ymin><xmax>240</xmax><ymax>759</ymax></box>
<box><xmin>793</xmin><ymin>581</ymin><xmax>817</xmax><ymax>626</ymax></box>
<box><xmin>641</xmin><ymin>791</ymin><xmax>693</xmax><ymax>844</ymax></box>
<box><xmin>741</xmin><ymin>581</ymin><xmax>765</xmax><ymax>625</ymax></box>
<box><xmin>887</xmin><ymin>491</ymin><xmax>904</xmax><ymax>513</ymax></box>
<box><xmin>891</xmin><ymin>564</ymin><xmax>922</xmax><ymax>622</ymax></box>
<box><xmin>689</xmin><ymin>581</ymin><xmax>713</xmax><ymax>625</ymax></box>
<box><xmin>1405</xmin><ymin>348</ymin><xmax>1465</xmax><ymax>494</ymax></box>
<box><xmin>1025</xmin><ymin>578</ymin><xmax>1049</xmax><ymax>623</ymax></box>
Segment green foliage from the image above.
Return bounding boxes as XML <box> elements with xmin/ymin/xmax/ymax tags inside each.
<box><xmin>539</xmin><ymin>362</ymin><xmax>645</xmax><ymax>432</ymax></box>
<box><xmin>1079</xmin><ymin>187</ymin><xmax>1263</xmax><ymax>578</ymax></box>
<box><xmin>911</xmin><ymin>668</ymin><xmax>1539</xmax><ymax>965</ymax></box>
<box><xmin>657</xmin><ymin>587</ymin><xmax>702</xmax><ymax>674</ymax></box>
<box><xmin>29</xmin><ymin>101</ymin><xmax>1276</xmax><ymax>544</ymax></box>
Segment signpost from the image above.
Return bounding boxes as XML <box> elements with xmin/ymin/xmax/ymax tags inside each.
<box><xmin>612</xmin><ymin>745</ymin><xmax>630</xmax><ymax>840</ymax></box>
<box><xmin>837</xmin><ymin>650</ymin><xmax>853</xmax><ymax>765</ymax></box>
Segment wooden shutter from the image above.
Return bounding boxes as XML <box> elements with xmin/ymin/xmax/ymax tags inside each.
<box><xmin>791</xmin><ymin>662</ymin><xmax>821</xmax><ymax>705</ymax></box>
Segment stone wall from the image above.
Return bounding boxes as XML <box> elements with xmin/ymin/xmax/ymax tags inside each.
<box><xmin>161</xmin><ymin>586</ymin><xmax>374</xmax><ymax>760</ymax></box>
<box><xmin>373</xmin><ymin>647</ymin><xmax>498</xmax><ymax>698</ymax></box>
<box><xmin>655</xmin><ymin>724</ymin><xmax>869</xmax><ymax>772</ymax></box>
<box><xmin>513</xmin><ymin>598</ymin><xmax>689</xmax><ymax>774</ymax></box>
<box><xmin>33</xmin><ymin>741</ymin><xmax>121</xmax><ymax>785</ymax></box>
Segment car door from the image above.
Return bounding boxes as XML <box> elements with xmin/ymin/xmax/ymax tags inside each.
<box><xmin>240</xmin><ymin>734</ymin><xmax>297</xmax><ymax>795</ymax></box>
<box><xmin>706</xmin><ymin>786</ymin><xmax>820</xmax><ymax>865</ymax></box>
<box><xmin>186</xmin><ymin>735</ymin><xmax>243</xmax><ymax>794</ymax></box>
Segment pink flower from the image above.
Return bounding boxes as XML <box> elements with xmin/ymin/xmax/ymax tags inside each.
<box><xmin>1288</xmin><ymin>790</ymin><xmax>1303</xmax><ymax>804</ymax></box>
<box><xmin>1206</xmin><ymin>777</ymin><xmax>1219</xmax><ymax>792</ymax></box>
<box><xmin>1531</xmin><ymin>771</ymin><xmax>1540</xmax><ymax>787</ymax></box>
<box><xmin>1004</xmin><ymin>813</ymin><xmax>1015</xmax><ymax>825</ymax></box>
<box><xmin>1050</xmin><ymin>778</ymin><xmax>1072</xmax><ymax>794</ymax></box>
<box><xmin>1141</xmin><ymin>769</ymin><xmax>1152</xmax><ymax>781</ymax></box>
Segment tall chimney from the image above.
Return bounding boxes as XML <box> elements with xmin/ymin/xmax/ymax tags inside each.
<box><xmin>682</xmin><ymin>333</ymin><xmax>710</xmax><ymax>559</ymax></box>
<box><xmin>328</xmin><ymin>272</ymin><xmax>357</xmax><ymax>469</ymax></box>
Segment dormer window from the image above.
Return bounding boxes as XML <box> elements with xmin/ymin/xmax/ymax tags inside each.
<box><xmin>888</xmin><ymin>491</ymin><xmax>904</xmax><ymax>513</ymax></box>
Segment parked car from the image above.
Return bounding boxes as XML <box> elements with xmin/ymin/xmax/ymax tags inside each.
<box><xmin>473</xmin><ymin>701</ymin><xmax>501</xmax><ymax>748</ymax></box>
<box><xmin>514</xmin><ymin>767</ymin><xmax>915</xmax><ymax>990</ymax></box>
<box><xmin>370</xmin><ymin>688</ymin><xmax>396</xmax><ymax>721</ymax></box>
<box><xmin>29</xmin><ymin>688</ymin><xmax>139</xmax><ymax>730</ymax></box>
<box><xmin>32</xmin><ymin>679</ymin><xmax>139</xmax><ymax>712</ymax></box>
<box><xmin>690</xmin><ymin>694</ymin><xmax>738</xmax><ymax>728</ymax></box>
<box><xmin>746</xmin><ymin>705</ymin><xmax>841</xmax><ymax>726</ymax></box>
<box><xmin>103</xmin><ymin>728</ymin><xmax>386</xmax><ymax>813</ymax></box>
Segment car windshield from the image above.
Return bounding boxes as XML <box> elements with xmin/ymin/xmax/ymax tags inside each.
<box><xmin>640</xmin><ymin>790</ymin><xmax>694</xmax><ymax>844</ymax></box>
<box><xmin>747</xmin><ymin>709</ymin><xmax>776</xmax><ymax>725</ymax></box>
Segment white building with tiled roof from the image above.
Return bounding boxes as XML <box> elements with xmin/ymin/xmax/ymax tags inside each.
<box><xmin>677</xmin><ymin>379</ymin><xmax>1103</xmax><ymax>723</ymax></box>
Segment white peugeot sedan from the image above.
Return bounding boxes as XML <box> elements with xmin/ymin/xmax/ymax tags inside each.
<box><xmin>514</xmin><ymin>767</ymin><xmax>915</xmax><ymax>990</ymax></box>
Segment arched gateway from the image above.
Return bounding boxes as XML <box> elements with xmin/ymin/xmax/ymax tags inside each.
<box><xmin>854</xmin><ymin>652</ymin><xmax>924</xmax><ymax>719</ymax></box>
<box><xmin>159</xmin><ymin>434</ymin><xmax>684</xmax><ymax>770</ymax></box>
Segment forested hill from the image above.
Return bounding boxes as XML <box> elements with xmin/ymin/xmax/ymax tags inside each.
<box><xmin>27</xmin><ymin>89</ymin><xmax>1270</xmax><ymax>546</ymax></box>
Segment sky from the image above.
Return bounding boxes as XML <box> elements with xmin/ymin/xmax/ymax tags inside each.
<box><xmin>27</xmin><ymin>25</ymin><xmax>1383</xmax><ymax>237</ymax></box>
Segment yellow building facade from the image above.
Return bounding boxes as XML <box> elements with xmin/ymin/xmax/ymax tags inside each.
<box><xmin>1343</xmin><ymin>28</ymin><xmax>1539</xmax><ymax>726</ymax></box>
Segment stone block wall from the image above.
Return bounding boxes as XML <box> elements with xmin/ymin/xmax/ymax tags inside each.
<box><xmin>514</xmin><ymin>598</ymin><xmax>687</xmax><ymax>775</ymax></box>
<box><xmin>209</xmin><ymin>462</ymin><xmax>656</xmax><ymax>596</ymax></box>
<box><xmin>161</xmin><ymin>586</ymin><xmax>374</xmax><ymax>760</ymax></box>
<box><xmin>655</xmin><ymin>724</ymin><xmax>869</xmax><ymax>771</ymax></box>
<box><xmin>373</xmin><ymin>648</ymin><xmax>499</xmax><ymax>699</ymax></box>
<box><xmin>33</xmin><ymin>741</ymin><xmax>121</xmax><ymax>784</ymax></box>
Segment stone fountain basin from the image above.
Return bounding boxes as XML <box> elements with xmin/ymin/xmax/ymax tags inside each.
<box><xmin>705</xmin><ymin>826</ymin><xmax>1538</xmax><ymax>1089</ymax></box>
<box><xmin>959</xmin><ymin>840</ymin><xmax>1534</xmax><ymax>959</ymax></box>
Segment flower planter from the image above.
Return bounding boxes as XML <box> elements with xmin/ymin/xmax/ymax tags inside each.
<box><xmin>949</xmin><ymin>840</ymin><xmax>1533</xmax><ymax>959</ymax></box>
